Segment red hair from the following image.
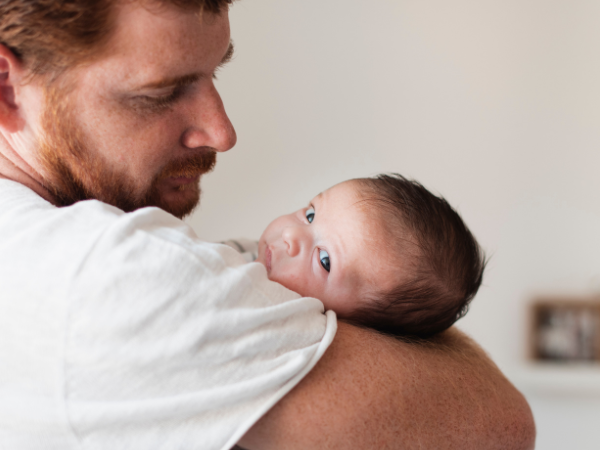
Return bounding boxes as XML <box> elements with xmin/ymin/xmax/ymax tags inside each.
<box><xmin>0</xmin><ymin>0</ymin><xmax>234</xmax><ymax>77</ymax></box>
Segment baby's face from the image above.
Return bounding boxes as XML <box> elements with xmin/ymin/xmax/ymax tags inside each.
<box><xmin>255</xmin><ymin>180</ymin><xmax>400</xmax><ymax>316</ymax></box>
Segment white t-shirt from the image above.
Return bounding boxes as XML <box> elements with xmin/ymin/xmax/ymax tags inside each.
<box><xmin>0</xmin><ymin>179</ymin><xmax>337</xmax><ymax>450</ymax></box>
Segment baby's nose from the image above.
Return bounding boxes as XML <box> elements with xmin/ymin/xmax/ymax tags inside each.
<box><xmin>282</xmin><ymin>227</ymin><xmax>303</xmax><ymax>257</ymax></box>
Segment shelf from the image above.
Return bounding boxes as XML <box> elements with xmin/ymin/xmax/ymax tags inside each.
<box><xmin>513</xmin><ymin>363</ymin><xmax>600</xmax><ymax>397</ymax></box>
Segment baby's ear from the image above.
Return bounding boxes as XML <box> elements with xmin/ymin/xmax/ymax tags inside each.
<box><xmin>0</xmin><ymin>44</ymin><xmax>27</xmax><ymax>134</ymax></box>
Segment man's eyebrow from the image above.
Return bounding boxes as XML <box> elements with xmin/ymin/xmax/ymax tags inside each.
<box><xmin>136</xmin><ymin>73</ymin><xmax>201</xmax><ymax>91</ymax></box>
<box><xmin>135</xmin><ymin>41</ymin><xmax>234</xmax><ymax>91</ymax></box>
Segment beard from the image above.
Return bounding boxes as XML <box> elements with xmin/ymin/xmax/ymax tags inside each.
<box><xmin>36</xmin><ymin>84</ymin><xmax>216</xmax><ymax>219</ymax></box>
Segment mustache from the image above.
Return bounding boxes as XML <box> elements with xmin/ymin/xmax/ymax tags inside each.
<box><xmin>158</xmin><ymin>151</ymin><xmax>217</xmax><ymax>180</ymax></box>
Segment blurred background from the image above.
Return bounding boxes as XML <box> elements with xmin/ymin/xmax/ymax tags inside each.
<box><xmin>187</xmin><ymin>1</ymin><xmax>600</xmax><ymax>448</ymax></box>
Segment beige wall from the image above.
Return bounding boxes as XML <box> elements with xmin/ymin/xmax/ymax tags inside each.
<box><xmin>187</xmin><ymin>2</ymin><xmax>600</xmax><ymax>447</ymax></box>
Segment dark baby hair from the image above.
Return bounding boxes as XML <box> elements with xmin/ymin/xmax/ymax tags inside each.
<box><xmin>347</xmin><ymin>174</ymin><xmax>486</xmax><ymax>339</ymax></box>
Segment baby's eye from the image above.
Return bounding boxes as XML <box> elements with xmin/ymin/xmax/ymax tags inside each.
<box><xmin>305</xmin><ymin>207</ymin><xmax>315</xmax><ymax>223</ymax></box>
<box><xmin>319</xmin><ymin>249</ymin><xmax>330</xmax><ymax>272</ymax></box>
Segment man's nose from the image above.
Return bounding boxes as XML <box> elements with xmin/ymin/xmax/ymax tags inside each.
<box><xmin>282</xmin><ymin>226</ymin><xmax>306</xmax><ymax>257</ymax></box>
<box><xmin>181</xmin><ymin>83</ymin><xmax>237</xmax><ymax>152</ymax></box>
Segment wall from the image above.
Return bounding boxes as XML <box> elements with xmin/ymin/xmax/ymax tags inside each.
<box><xmin>187</xmin><ymin>1</ymin><xmax>600</xmax><ymax>448</ymax></box>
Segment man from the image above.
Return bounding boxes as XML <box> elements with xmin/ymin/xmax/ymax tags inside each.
<box><xmin>0</xmin><ymin>0</ymin><xmax>535</xmax><ymax>449</ymax></box>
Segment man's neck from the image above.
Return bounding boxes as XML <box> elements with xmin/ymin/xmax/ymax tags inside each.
<box><xmin>0</xmin><ymin>138</ymin><xmax>57</xmax><ymax>204</ymax></box>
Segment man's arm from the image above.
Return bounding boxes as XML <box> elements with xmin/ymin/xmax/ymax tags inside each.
<box><xmin>239</xmin><ymin>322</ymin><xmax>535</xmax><ymax>450</ymax></box>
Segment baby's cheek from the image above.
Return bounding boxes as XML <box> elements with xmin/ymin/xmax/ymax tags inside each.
<box><xmin>272</xmin><ymin>271</ymin><xmax>300</xmax><ymax>290</ymax></box>
<box><xmin>318</xmin><ymin>296</ymin><xmax>334</xmax><ymax>310</ymax></box>
<box><xmin>272</xmin><ymin>271</ymin><xmax>313</xmax><ymax>298</ymax></box>
<box><xmin>321</xmin><ymin>293</ymin><xmax>360</xmax><ymax>317</ymax></box>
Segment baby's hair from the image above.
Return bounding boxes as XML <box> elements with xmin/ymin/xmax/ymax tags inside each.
<box><xmin>347</xmin><ymin>174</ymin><xmax>486</xmax><ymax>339</ymax></box>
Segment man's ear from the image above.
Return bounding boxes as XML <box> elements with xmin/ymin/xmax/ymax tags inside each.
<box><xmin>0</xmin><ymin>44</ymin><xmax>26</xmax><ymax>133</ymax></box>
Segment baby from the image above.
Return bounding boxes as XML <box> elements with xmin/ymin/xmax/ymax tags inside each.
<box><xmin>226</xmin><ymin>174</ymin><xmax>485</xmax><ymax>338</ymax></box>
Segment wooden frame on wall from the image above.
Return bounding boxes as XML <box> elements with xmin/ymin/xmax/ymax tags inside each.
<box><xmin>530</xmin><ymin>297</ymin><xmax>600</xmax><ymax>363</ymax></box>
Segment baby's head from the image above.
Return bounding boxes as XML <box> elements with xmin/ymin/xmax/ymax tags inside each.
<box><xmin>256</xmin><ymin>174</ymin><xmax>486</xmax><ymax>338</ymax></box>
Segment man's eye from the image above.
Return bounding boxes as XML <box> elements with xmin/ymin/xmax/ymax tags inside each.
<box><xmin>319</xmin><ymin>249</ymin><xmax>330</xmax><ymax>272</ymax></box>
<box><xmin>305</xmin><ymin>207</ymin><xmax>315</xmax><ymax>223</ymax></box>
<box><xmin>133</xmin><ymin>86</ymin><xmax>185</xmax><ymax>110</ymax></box>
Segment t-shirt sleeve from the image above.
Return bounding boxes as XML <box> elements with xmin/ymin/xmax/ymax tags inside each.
<box><xmin>63</xmin><ymin>207</ymin><xmax>337</xmax><ymax>450</ymax></box>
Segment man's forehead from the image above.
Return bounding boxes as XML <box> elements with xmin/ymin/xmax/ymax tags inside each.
<box><xmin>134</xmin><ymin>42</ymin><xmax>234</xmax><ymax>91</ymax></box>
<box><xmin>91</xmin><ymin>1</ymin><xmax>231</xmax><ymax>86</ymax></box>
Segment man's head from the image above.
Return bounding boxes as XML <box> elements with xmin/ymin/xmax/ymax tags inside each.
<box><xmin>0</xmin><ymin>0</ymin><xmax>237</xmax><ymax>218</ymax></box>
<box><xmin>256</xmin><ymin>174</ymin><xmax>485</xmax><ymax>339</ymax></box>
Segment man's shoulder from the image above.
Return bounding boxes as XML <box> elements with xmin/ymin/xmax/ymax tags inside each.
<box><xmin>0</xmin><ymin>183</ymin><xmax>339</xmax><ymax>450</ymax></box>
<box><xmin>0</xmin><ymin>180</ymin><xmax>294</xmax><ymax>309</ymax></box>
<box><xmin>0</xmin><ymin>178</ymin><xmax>124</xmax><ymax>232</ymax></box>
<box><xmin>0</xmin><ymin>178</ymin><xmax>193</xmax><ymax>247</ymax></box>
<box><xmin>0</xmin><ymin>179</ymin><xmax>219</xmax><ymax>307</ymax></box>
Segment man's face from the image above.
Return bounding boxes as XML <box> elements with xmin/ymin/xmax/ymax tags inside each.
<box><xmin>36</xmin><ymin>1</ymin><xmax>236</xmax><ymax>217</ymax></box>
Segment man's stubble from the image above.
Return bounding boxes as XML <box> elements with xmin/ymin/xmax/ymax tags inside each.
<box><xmin>37</xmin><ymin>84</ymin><xmax>216</xmax><ymax>219</ymax></box>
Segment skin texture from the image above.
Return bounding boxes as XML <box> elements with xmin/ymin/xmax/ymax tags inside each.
<box><xmin>240</xmin><ymin>324</ymin><xmax>536</xmax><ymax>450</ymax></box>
<box><xmin>255</xmin><ymin>180</ymin><xmax>406</xmax><ymax>317</ymax></box>
<box><xmin>0</xmin><ymin>2</ymin><xmax>536</xmax><ymax>448</ymax></box>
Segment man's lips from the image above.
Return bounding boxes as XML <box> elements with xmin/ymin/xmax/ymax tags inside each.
<box><xmin>169</xmin><ymin>175</ymin><xmax>200</xmax><ymax>183</ymax></box>
<box><xmin>163</xmin><ymin>174</ymin><xmax>201</xmax><ymax>187</ymax></box>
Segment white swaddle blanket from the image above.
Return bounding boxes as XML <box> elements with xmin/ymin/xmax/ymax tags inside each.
<box><xmin>0</xmin><ymin>179</ymin><xmax>337</xmax><ymax>450</ymax></box>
